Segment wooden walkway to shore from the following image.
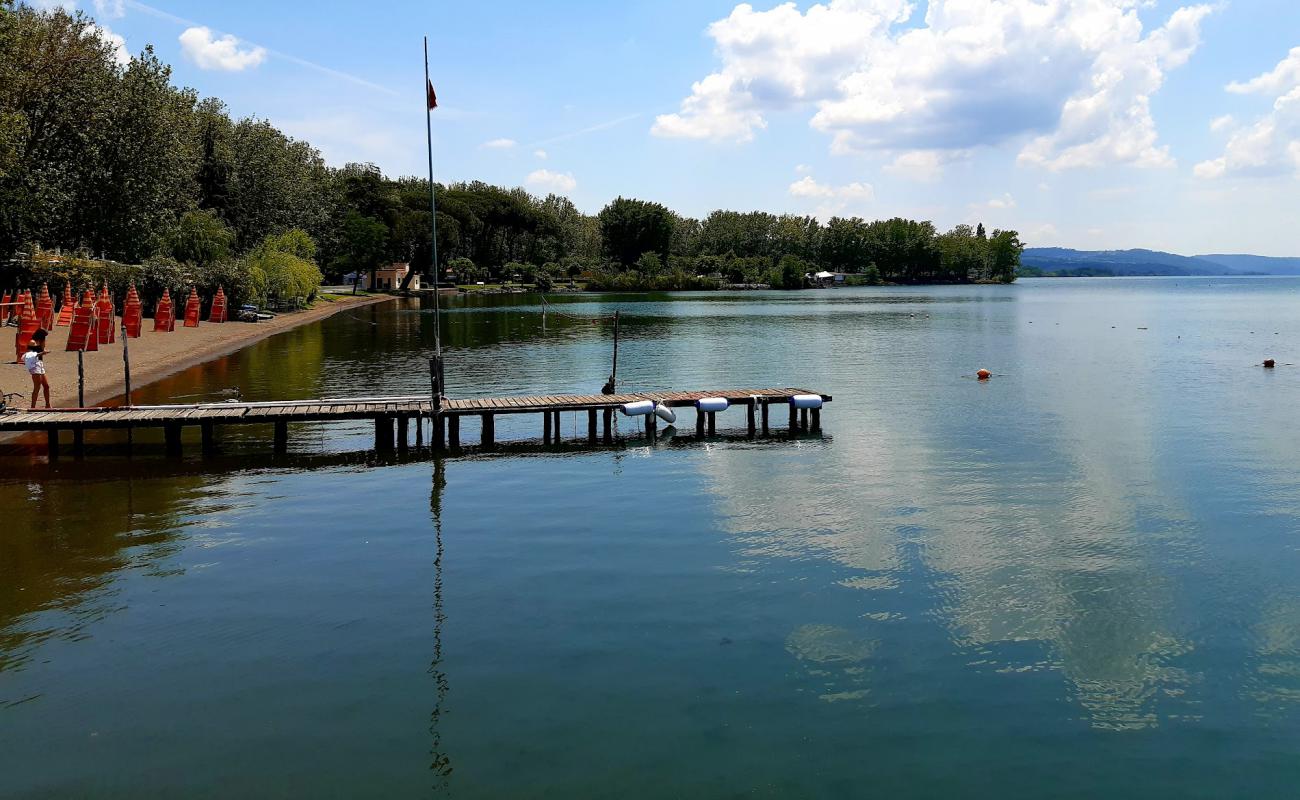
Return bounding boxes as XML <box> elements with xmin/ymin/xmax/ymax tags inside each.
<box><xmin>1</xmin><ymin>387</ymin><xmax>832</xmax><ymax>458</ymax></box>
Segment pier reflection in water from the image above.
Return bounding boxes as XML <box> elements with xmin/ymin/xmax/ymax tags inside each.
<box><xmin>3</xmin><ymin>281</ymin><xmax>1300</xmax><ymax>796</ymax></box>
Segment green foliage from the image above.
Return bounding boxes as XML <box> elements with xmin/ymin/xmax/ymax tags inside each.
<box><xmin>165</xmin><ymin>209</ymin><xmax>235</xmax><ymax>266</ymax></box>
<box><xmin>245</xmin><ymin>229</ymin><xmax>323</xmax><ymax>304</ymax></box>
<box><xmin>331</xmin><ymin>211</ymin><xmax>388</xmax><ymax>280</ymax></box>
<box><xmin>598</xmin><ymin>197</ymin><xmax>674</xmax><ymax>267</ymax></box>
<box><xmin>446</xmin><ymin>256</ymin><xmax>477</xmax><ymax>283</ymax></box>
<box><xmin>771</xmin><ymin>255</ymin><xmax>809</xmax><ymax>290</ymax></box>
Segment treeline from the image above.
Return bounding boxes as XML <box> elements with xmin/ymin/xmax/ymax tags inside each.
<box><xmin>0</xmin><ymin>3</ymin><xmax>1021</xmax><ymax>297</ymax></box>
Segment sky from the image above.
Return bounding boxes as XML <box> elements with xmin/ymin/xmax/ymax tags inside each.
<box><xmin>38</xmin><ymin>0</ymin><xmax>1300</xmax><ymax>255</ymax></box>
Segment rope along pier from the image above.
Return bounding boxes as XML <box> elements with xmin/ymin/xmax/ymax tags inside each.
<box><xmin>2</xmin><ymin>387</ymin><xmax>832</xmax><ymax>458</ymax></box>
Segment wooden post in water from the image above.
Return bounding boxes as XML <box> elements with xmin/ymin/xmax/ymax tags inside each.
<box><xmin>46</xmin><ymin>427</ymin><xmax>58</xmax><ymax>460</ymax></box>
<box><xmin>274</xmin><ymin>420</ymin><xmax>289</xmax><ymax>454</ymax></box>
<box><xmin>447</xmin><ymin>415</ymin><xmax>459</xmax><ymax>449</ymax></box>
<box><xmin>788</xmin><ymin>403</ymin><xmax>797</xmax><ymax>432</ymax></box>
<box><xmin>397</xmin><ymin>416</ymin><xmax>409</xmax><ymax>452</ymax></box>
<box><xmin>201</xmin><ymin>421</ymin><xmax>216</xmax><ymax>454</ymax></box>
<box><xmin>800</xmin><ymin>408</ymin><xmax>809</xmax><ymax>431</ymax></box>
<box><xmin>72</xmin><ymin>428</ymin><xmax>84</xmax><ymax>457</ymax></box>
<box><xmin>164</xmin><ymin>423</ymin><xmax>182</xmax><ymax>457</ymax></box>
<box><xmin>811</xmin><ymin>408</ymin><xmax>821</xmax><ymax>432</ymax></box>
<box><xmin>587</xmin><ymin>408</ymin><xmax>597</xmax><ymax>442</ymax></box>
<box><xmin>415</xmin><ymin>414</ymin><xmax>424</xmax><ymax>448</ymax></box>
<box><xmin>543</xmin><ymin>410</ymin><xmax>552</xmax><ymax>444</ymax></box>
<box><xmin>481</xmin><ymin>413</ymin><xmax>494</xmax><ymax>448</ymax></box>
<box><xmin>696</xmin><ymin>408</ymin><xmax>705</xmax><ymax>438</ymax></box>
<box><xmin>77</xmin><ymin>350</ymin><xmax>85</xmax><ymax>408</ymax></box>
<box><xmin>646</xmin><ymin>412</ymin><xmax>656</xmax><ymax>441</ymax></box>
<box><xmin>746</xmin><ymin>399</ymin><xmax>756</xmax><ymax>438</ymax></box>
<box><xmin>761</xmin><ymin>399</ymin><xmax>770</xmax><ymax>435</ymax></box>
<box><xmin>602</xmin><ymin>408</ymin><xmax>612</xmax><ymax>444</ymax></box>
<box><xmin>708</xmin><ymin>411</ymin><xmax>717</xmax><ymax>435</ymax></box>
<box><xmin>121</xmin><ymin>320</ymin><xmax>132</xmax><ymax>407</ymax></box>
<box><xmin>375</xmin><ymin>418</ymin><xmax>394</xmax><ymax>451</ymax></box>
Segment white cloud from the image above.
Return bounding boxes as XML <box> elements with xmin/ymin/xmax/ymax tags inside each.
<box><xmin>1209</xmin><ymin>114</ymin><xmax>1234</xmax><ymax>133</ymax></box>
<box><xmin>788</xmin><ymin>175</ymin><xmax>873</xmax><ymax>200</ymax></box>
<box><xmin>1018</xmin><ymin>4</ymin><xmax>1214</xmax><ymax>171</ymax></box>
<box><xmin>481</xmin><ymin>138</ymin><xmax>517</xmax><ymax>149</ymax></box>
<box><xmin>526</xmin><ymin>169</ymin><xmax>577</xmax><ymax>193</ymax></box>
<box><xmin>1196</xmin><ymin>46</ymin><xmax>1300</xmax><ymax>180</ymax></box>
<box><xmin>93</xmin><ymin>0</ymin><xmax>125</xmax><ymax>19</ymax></box>
<box><xmin>794</xmin><ymin>163</ymin><xmax>811</xmax><ymax>174</ymax></box>
<box><xmin>788</xmin><ymin>175</ymin><xmax>873</xmax><ymax>218</ymax></box>
<box><xmin>654</xmin><ymin>0</ymin><xmax>1212</xmax><ymax>172</ymax></box>
<box><xmin>534</xmin><ymin>149</ymin><xmax>548</xmax><ymax>160</ymax></box>
<box><xmin>178</xmin><ymin>26</ymin><xmax>266</xmax><ymax>72</ymax></box>
<box><xmin>883</xmin><ymin>150</ymin><xmax>947</xmax><ymax>182</ymax></box>
<box><xmin>971</xmin><ymin>193</ymin><xmax>1016</xmax><ymax>211</ymax></box>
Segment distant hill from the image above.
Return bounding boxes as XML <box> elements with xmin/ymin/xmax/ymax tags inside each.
<box><xmin>1020</xmin><ymin>248</ymin><xmax>1234</xmax><ymax>277</ymax></box>
<box><xmin>1195</xmin><ymin>254</ymin><xmax>1300</xmax><ymax>276</ymax></box>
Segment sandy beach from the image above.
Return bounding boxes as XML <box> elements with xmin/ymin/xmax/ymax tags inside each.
<box><xmin>3</xmin><ymin>293</ymin><xmax>394</xmax><ymax>409</ymax></box>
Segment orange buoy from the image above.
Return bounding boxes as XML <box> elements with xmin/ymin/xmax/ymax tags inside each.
<box><xmin>1263</xmin><ymin>359</ymin><xmax>1275</xmax><ymax>369</ymax></box>
<box><xmin>977</xmin><ymin>368</ymin><xmax>992</xmax><ymax>381</ymax></box>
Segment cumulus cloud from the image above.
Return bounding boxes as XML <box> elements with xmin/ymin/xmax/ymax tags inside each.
<box><xmin>788</xmin><ymin>175</ymin><xmax>873</xmax><ymax>218</ymax></box>
<box><xmin>179</xmin><ymin>26</ymin><xmax>266</xmax><ymax>72</ymax></box>
<box><xmin>653</xmin><ymin>0</ymin><xmax>1212</xmax><ymax>171</ymax></box>
<box><xmin>788</xmin><ymin>175</ymin><xmax>873</xmax><ymax>200</ymax></box>
<box><xmin>972</xmin><ymin>193</ymin><xmax>1016</xmax><ymax>211</ymax></box>
<box><xmin>1195</xmin><ymin>46</ymin><xmax>1300</xmax><ymax>180</ymax></box>
<box><xmin>92</xmin><ymin>0</ymin><xmax>125</xmax><ymax>18</ymax></box>
<box><xmin>534</xmin><ymin>149</ymin><xmax>548</xmax><ymax>160</ymax></box>
<box><xmin>481</xmin><ymin>138</ymin><xmax>517</xmax><ymax>150</ymax></box>
<box><xmin>526</xmin><ymin>169</ymin><xmax>577</xmax><ymax>193</ymax></box>
<box><xmin>883</xmin><ymin>150</ymin><xmax>950</xmax><ymax>182</ymax></box>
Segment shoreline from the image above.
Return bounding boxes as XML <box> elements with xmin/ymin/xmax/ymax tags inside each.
<box><xmin>3</xmin><ymin>293</ymin><xmax>394</xmax><ymax>411</ymax></box>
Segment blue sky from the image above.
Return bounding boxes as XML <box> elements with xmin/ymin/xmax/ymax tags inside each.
<box><xmin>50</xmin><ymin>0</ymin><xmax>1300</xmax><ymax>255</ymax></box>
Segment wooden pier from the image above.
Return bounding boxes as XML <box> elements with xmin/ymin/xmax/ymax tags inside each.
<box><xmin>0</xmin><ymin>387</ymin><xmax>831</xmax><ymax>458</ymax></box>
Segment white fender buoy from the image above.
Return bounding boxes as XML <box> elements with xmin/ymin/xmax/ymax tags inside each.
<box><xmin>790</xmin><ymin>394</ymin><xmax>823</xmax><ymax>409</ymax></box>
<box><xmin>620</xmin><ymin>400</ymin><xmax>655</xmax><ymax>416</ymax></box>
<box><xmin>654</xmin><ymin>402</ymin><xmax>677</xmax><ymax>424</ymax></box>
<box><xmin>695</xmin><ymin>397</ymin><xmax>729</xmax><ymax>412</ymax></box>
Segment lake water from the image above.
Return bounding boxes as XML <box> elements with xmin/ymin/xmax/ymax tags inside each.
<box><xmin>3</xmin><ymin>278</ymin><xmax>1300</xmax><ymax>797</ymax></box>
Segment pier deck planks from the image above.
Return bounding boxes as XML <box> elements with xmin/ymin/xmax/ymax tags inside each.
<box><xmin>0</xmin><ymin>388</ymin><xmax>830</xmax><ymax>433</ymax></box>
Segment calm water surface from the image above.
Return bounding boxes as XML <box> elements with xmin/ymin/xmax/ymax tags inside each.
<box><xmin>3</xmin><ymin>278</ymin><xmax>1300</xmax><ymax>797</ymax></box>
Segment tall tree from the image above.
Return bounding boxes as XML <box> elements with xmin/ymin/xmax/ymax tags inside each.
<box><xmin>599</xmin><ymin>197</ymin><xmax>674</xmax><ymax>267</ymax></box>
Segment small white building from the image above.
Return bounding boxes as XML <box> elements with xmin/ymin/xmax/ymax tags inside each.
<box><xmin>362</xmin><ymin>263</ymin><xmax>420</xmax><ymax>291</ymax></box>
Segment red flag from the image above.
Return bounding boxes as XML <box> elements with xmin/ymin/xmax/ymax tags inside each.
<box><xmin>427</xmin><ymin>79</ymin><xmax>438</xmax><ymax>110</ymax></box>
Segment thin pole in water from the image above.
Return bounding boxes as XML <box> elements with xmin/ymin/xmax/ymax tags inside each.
<box><xmin>121</xmin><ymin>320</ymin><xmax>131</xmax><ymax>406</ymax></box>
<box><xmin>423</xmin><ymin>36</ymin><xmax>444</xmax><ymax>408</ymax></box>
<box><xmin>611</xmin><ymin>310</ymin><xmax>619</xmax><ymax>388</ymax></box>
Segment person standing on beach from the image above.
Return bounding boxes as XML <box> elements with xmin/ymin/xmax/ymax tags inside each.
<box><xmin>23</xmin><ymin>341</ymin><xmax>50</xmax><ymax>408</ymax></box>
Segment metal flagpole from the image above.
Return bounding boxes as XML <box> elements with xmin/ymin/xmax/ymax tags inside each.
<box><xmin>424</xmin><ymin>36</ymin><xmax>444</xmax><ymax>409</ymax></box>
